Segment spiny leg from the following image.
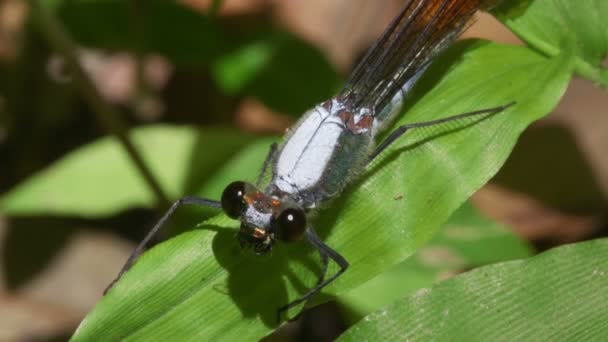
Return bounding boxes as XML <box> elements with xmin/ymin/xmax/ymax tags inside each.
<box><xmin>257</xmin><ymin>143</ymin><xmax>278</xmax><ymax>187</ymax></box>
<box><xmin>277</xmin><ymin>226</ymin><xmax>349</xmax><ymax>323</ymax></box>
<box><xmin>367</xmin><ymin>102</ymin><xmax>515</xmax><ymax>163</ymax></box>
<box><xmin>104</xmin><ymin>196</ymin><xmax>221</xmax><ymax>294</ymax></box>
<box><xmin>298</xmin><ymin>248</ymin><xmax>330</xmax><ymax>311</ymax></box>
<box><xmin>316</xmin><ymin>251</ymin><xmax>330</xmax><ymax>287</ymax></box>
<box><xmin>277</xmin><ymin>230</ymin><xmax>330</xmax><ymax>321</ymax></box>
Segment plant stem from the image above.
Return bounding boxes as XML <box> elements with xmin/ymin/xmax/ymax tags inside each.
<box><xmin>29</xmin><ymin>1</ymin><xmax>170</xmax><ymax>207</ymax></box>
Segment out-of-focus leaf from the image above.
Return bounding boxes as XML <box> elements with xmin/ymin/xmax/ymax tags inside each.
<box><xmin>493</xmin><ymin>0</ymin><xmax>608</xmax><ymax>85</ymax></box>
<box><xmin>212</xmin><ymin>31</ymin><xmax>341</xmax><ymax>115</ymax></box>
<box><xmin>242</xmin><ymin>32</ymin><xmax>341</xmax><ymax>115</ymax></box>
<box><xmin>48</xmin><ymin>0</ymin><xmax>224</xmax><ymax>65</ymax></box>
<box><xmin>433</xmin><ymin>202</ymin><xmax>532</xmax><ymax>264</ymax></box>
<box><xmin>338</xmin><ymin>238</ymin><xmax>608</xmax><ymax>341</ymax></box>
<box><xmin>195</xmin><ymin>137</ymin><xmax>278</xmax><ymax>199</ymax></box>
<box><xmin>3</xmin><ymin>218</ymin><xmax>75</xmax><ymax>289</ymax></box>
<box><xmin>212</xmin><ymin>39</ymin><xmax>274</xmax><ymax>94</ymax></box>
<box><xmin>0</xmin><ymin>24</ymin><xmax>82</xmax><ymax>194</ymax></box>
<box><xmin>72</xmin><ymin>41</ymin><xmax>572</xmax><ymax>341</ymax></box>
<box><xmin>0</xmin><ymin>126</ymin><xmax>251</xmax><ymax>217</ymax></box>
<box><xmin>339</xmin><ymin>201</ymin><xmax>532</xmax><ymax>319</ymax></box>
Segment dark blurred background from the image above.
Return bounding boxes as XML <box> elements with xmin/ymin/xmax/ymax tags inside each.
<box><xmin>0</xmin><ymin>0</ymin><xmax>606</xmax><ymax>340</ymax></box>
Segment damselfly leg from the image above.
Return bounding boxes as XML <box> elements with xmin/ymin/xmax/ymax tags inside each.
<box><xmin>106</xmin><ymin>142</ymin><xmax>276</xmax><ymax>294</ymax></box>
<box><xmin>104</xmin><ymin>196</ymin><xmax>221</xmax><ymax>294</ymax></box>
<box><xmin>368</xmin><ymin>102</ymin><xmax>516</xmax><ymax>163</ymax></box>
<box><xmin>316</xmin><ymin>250</ymin><xmax>330</xmax><ymax>287</ymax></box>
<box><xmin>277</xmin><ymin>226</ymin><xmax>349</xmax><ymax>322</ymax></box>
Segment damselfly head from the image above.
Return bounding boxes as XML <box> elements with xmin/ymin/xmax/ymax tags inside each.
<box><xmin>222</xmin><ymin>180</ymin><xmax>277</xmax><ymax>254</ymax></box>
<box><xmin>221</xmin><ymin>181</ymin><xmax>308</xmax><ymax>254</ymax></box>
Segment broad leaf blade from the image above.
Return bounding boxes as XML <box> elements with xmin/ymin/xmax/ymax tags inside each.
<box><xmin>0</xmin><ymin>126</ymin><xmax>250</xmax><ymax>217</ymax></box>
<box><xmin>72</xmin><ymin>42</ymin><xmax>572</xmax><ymax>341</ymax></box>
<box><xmin>338</xmin><ymin>238</ymin><xmax>608</xmax><ymax>341</ymax></box>
<box><xmin>493</xmin><ymin>0</ymin><xmax>608</xmax><ymax>85</ymax></box>
<box><xmin>47</xmin><ymin>0</ymin><xmax>223</xmax><ymax>65</ymax></box>
<box><xmin>212</xmin><ymin>31</ymin><xmax>341</xmax><ymax>115</ymax></box>
<box><xmin>339</xmin><ymin>201</ymin><xmax>533</xmax><ymax>319</ymax></box>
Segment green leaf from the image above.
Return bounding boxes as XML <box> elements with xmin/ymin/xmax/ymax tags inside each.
<box><xmin>195</xmin><ymin>137</ymin><xmax>279</xmax><ymax>199</ymax></box>
<box><xmin>212</xmin><ymin>39</ymin><xmax>275</xmax><ymax>94</ymax></box>
<box><xmin>493</xmin><ymin>0</ymin><xmax>608</xmax><ymax>85</ymax></box>
<box><xmin>49</xmin><ymin>0</ymin><xmax>224</xmax><ymax>65</ymax></box>
<box><xmin>241</xmin><ymin>32</ymin><xmax>342</xmax><ymax>115</ymax></box>
<box><xmin>339</xmin><ymin>201</ymin><xmax>533</xmax><ymax>319</ymax></box>
<box><xmin>72</xmin><ymin>41</ymin><xmax>572</xmax><ymax>341</ymax></box>
<box><xmin>212</xmin><ymin>32</ymin><xmax>341</xmax><ymax>115</ymax></box>
<box><xmin>45</xmin><ymin>0</ymin><xmax>283</xmax><ymax>66</ymax></box>
<box><xmin>432</xmin><ymin>202</ymin><xmax>532</xmax><ymax>265</ymax></box>
<box><xmin>338</xmin><ymin>238</ymin><xmax>608</xmax><ymax>341</ymax></box>
<box><xmin>0</xmin><ymin>125</ymin><xmax>251</xmax><ymax>217</ymax></box>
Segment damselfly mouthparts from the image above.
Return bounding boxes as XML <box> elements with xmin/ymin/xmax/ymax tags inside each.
<box><xmin>107</xmin><ymin>0</ymin><xmax>513</xmax><ymax>322</ymax></box>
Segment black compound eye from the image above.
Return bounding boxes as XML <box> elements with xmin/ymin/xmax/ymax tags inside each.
<box><xmin>221</xmin><ymin>181</ymin><xmax>247</xmax><ymax>219</ymax></box>
<box><xmin>275</xmin><ymin>208</ymin><xmax>306</xmax><ymax>242</ymax></box>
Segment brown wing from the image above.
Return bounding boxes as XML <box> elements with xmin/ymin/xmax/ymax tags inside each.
<box><xmin>340</xmin><ymin>0</ymin><xmax>495</xmax><ymax>114</ymax></box>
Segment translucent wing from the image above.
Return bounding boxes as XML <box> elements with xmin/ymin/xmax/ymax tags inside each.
<box><xmin>339</xmin><ymin>0</ymin><xmax>492</xmax><ymax>115</ymax></box>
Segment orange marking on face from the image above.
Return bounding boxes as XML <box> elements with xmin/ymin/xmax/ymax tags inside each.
<box><xmin>245</xmin><ymin>191</ymin><xmax>265</xmax><ymax>205</ymax></box>
<box><xmin>253</xmin><ymin>228</ymin><xmax>266</xmax><ymax>239</ymax></box>
<box><xmin>271</xmin><ymin>198</ymin><xmax>281</xmax><ymax>207</ymax></box>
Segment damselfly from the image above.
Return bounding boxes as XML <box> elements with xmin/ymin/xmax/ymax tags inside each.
<box><xmin>108</xmin><ymin>0</ymin><xmax>513</xmax><ymax>321</ymax></box>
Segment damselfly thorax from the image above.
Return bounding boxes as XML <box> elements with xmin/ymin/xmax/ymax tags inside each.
<box><xmin>270</xmin><ymin>69</ymin><xmax>426</xmax><ymax>208</ymax></box>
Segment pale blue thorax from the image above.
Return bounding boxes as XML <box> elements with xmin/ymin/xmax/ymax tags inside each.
<box><xmin>268</xmin><ymin>66</ymin><xmax>427</xmax><ymax>208</ymax></box>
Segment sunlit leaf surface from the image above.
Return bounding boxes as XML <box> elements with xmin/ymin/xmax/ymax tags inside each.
<box><xmin>493</xmin><ymin>0</ymin><xmax>608</xmax><ymax>85</ymax></box>
<box><xmin>0</xmin><ymin>126</ymin><xmax>251</xmax><ymax>217</ymax></box>
<box><xmin>339</xmin><ymin>238</ymin><xmax>608</xmax><ymax>341</ymax></box>
<box><xmin>339</xmin><ymin>201</ymin><xmax>533</xmax><ymax>320</ymax></box>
